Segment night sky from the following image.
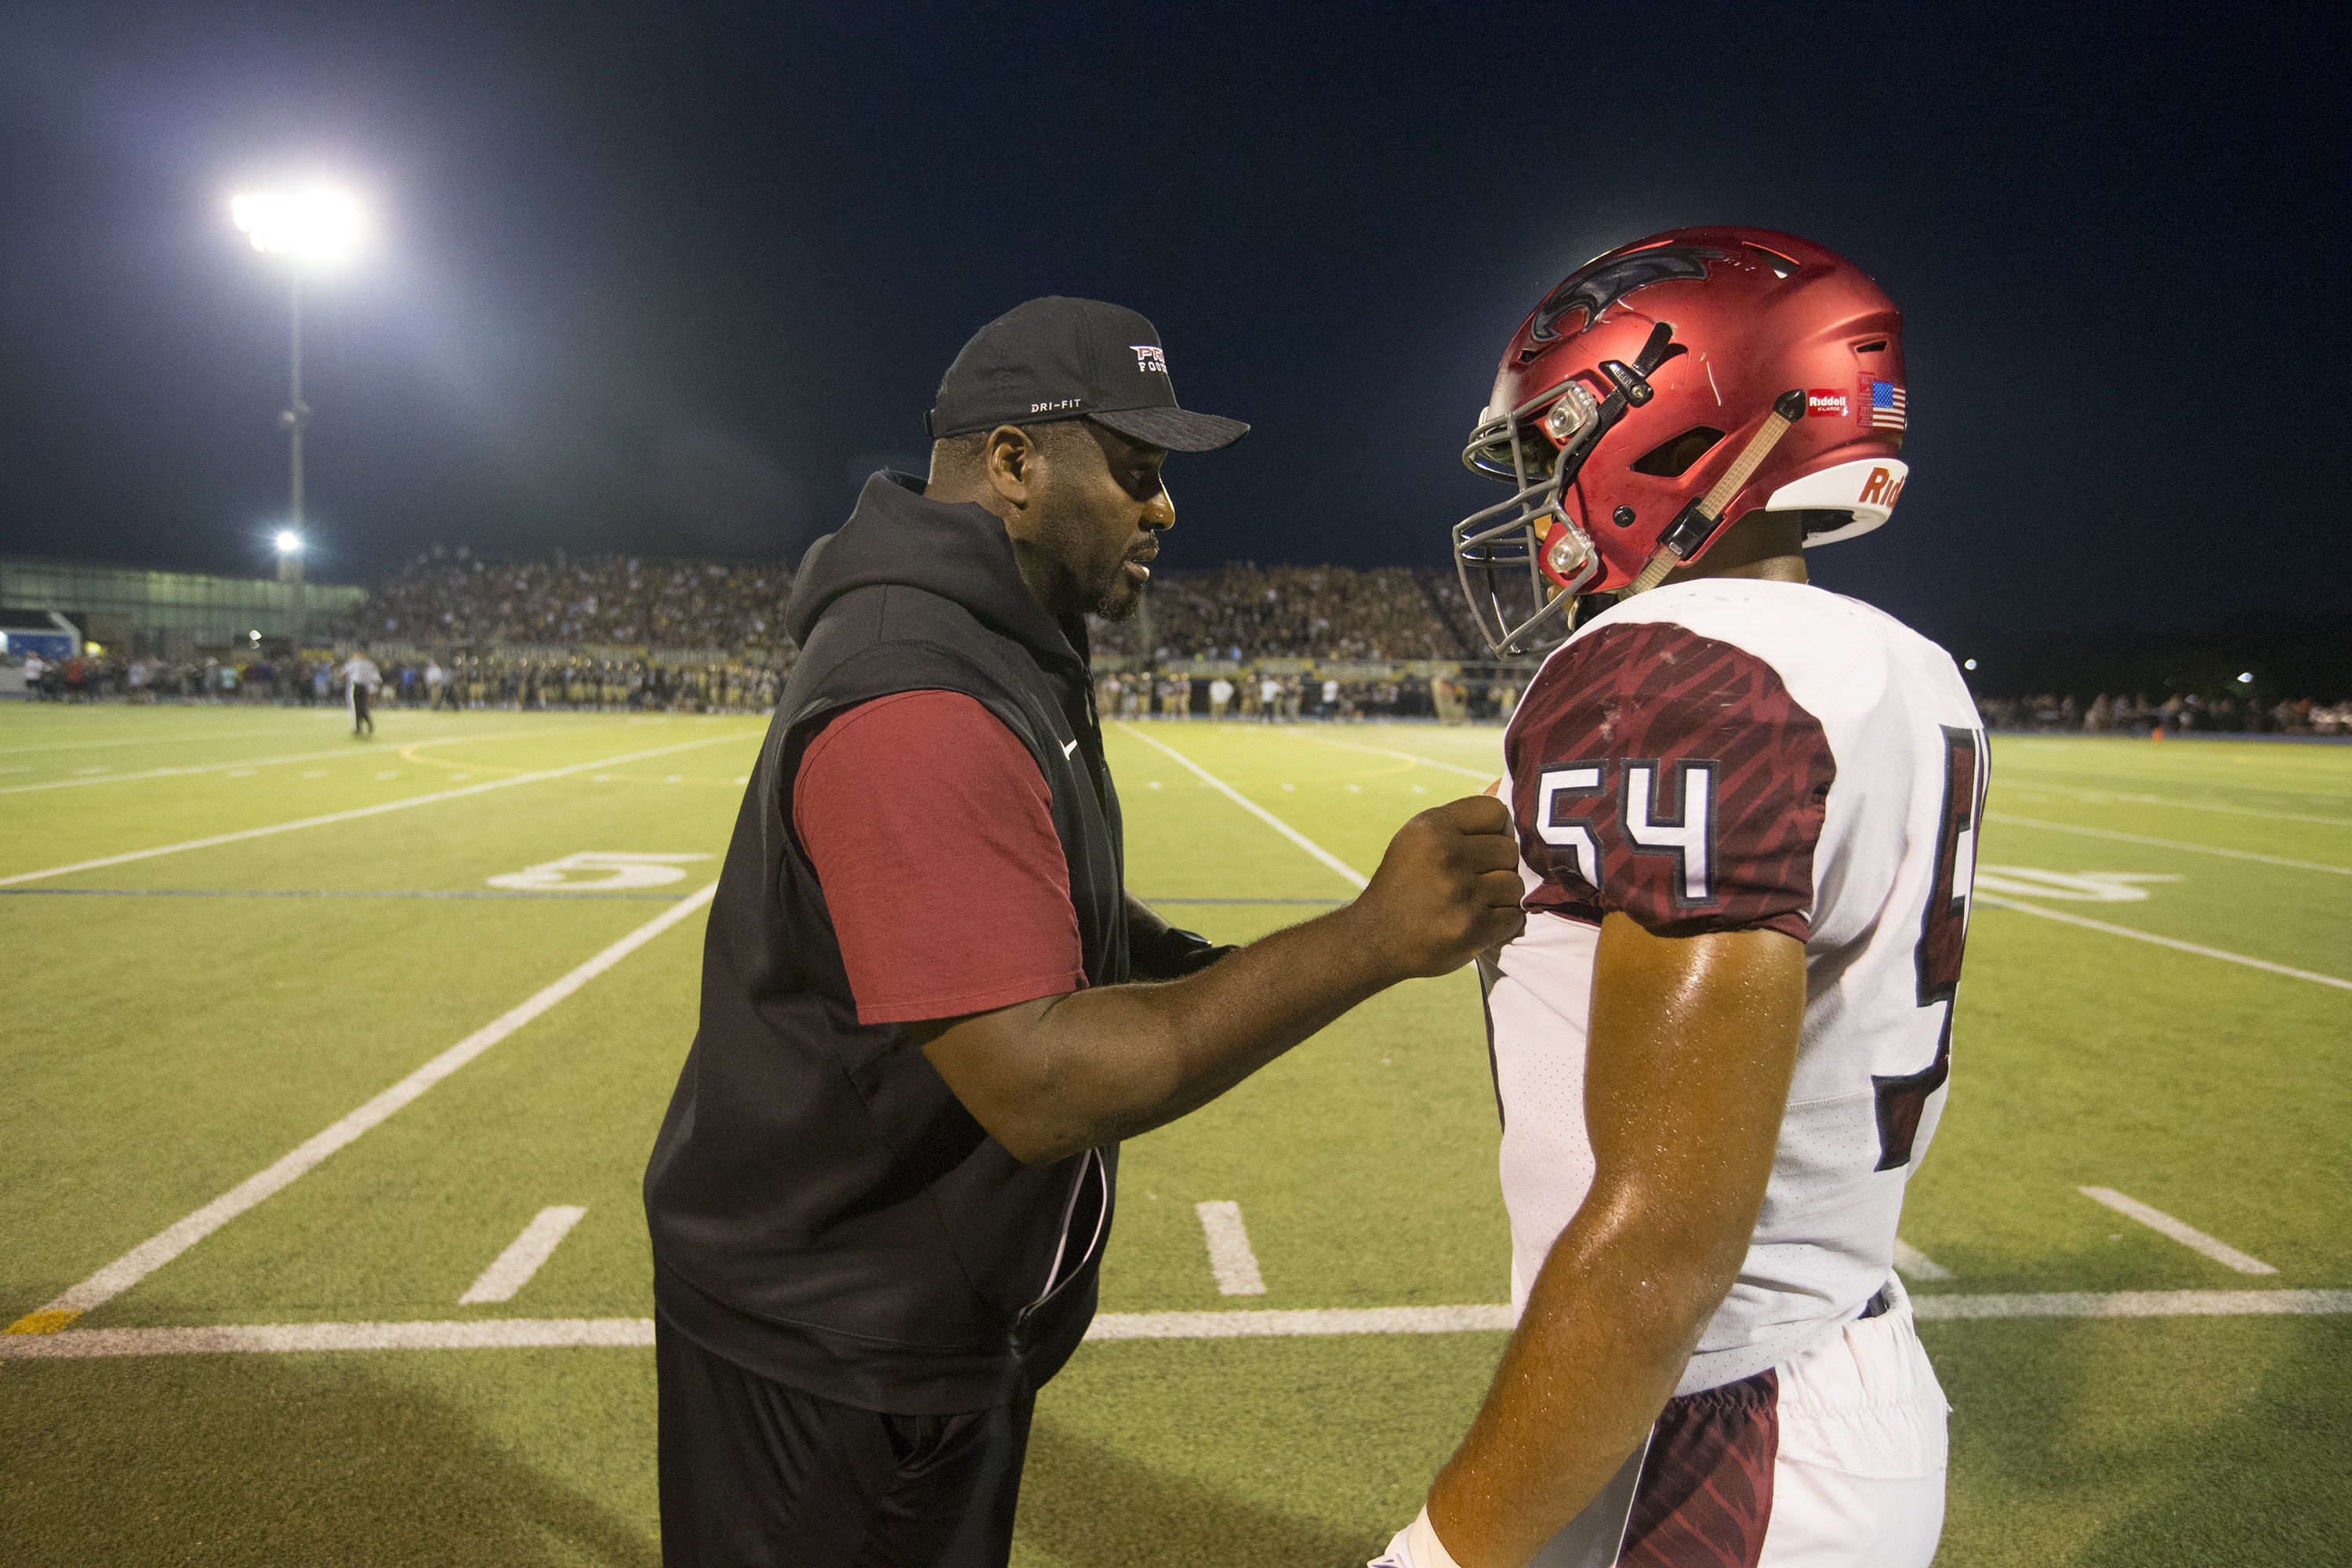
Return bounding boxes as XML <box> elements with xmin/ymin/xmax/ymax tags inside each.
<box><xmin>2</xmin><ymin>3</ymin><xmax>2344</xmax><ymax>641</ymax></box>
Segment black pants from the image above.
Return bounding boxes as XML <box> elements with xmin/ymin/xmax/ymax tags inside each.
<box><xmin>350</xmin><ymin>685</ymin><xmax>372</xmax><ymax>733</ymax></box>
<box><xmin>655</xmin><ymin>1316</ymin><xmax>1034</xmax><ymax>1568</ymax></box>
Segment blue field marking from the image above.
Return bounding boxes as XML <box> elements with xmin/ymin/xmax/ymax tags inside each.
<box><xmin>0</xmin><ymin>887</ymin><xmax>689</xmax><ymax>902</ymax></box>
<box><xmin>1138</xmin><ymin>896</ymin><xmax>1348</xmax><ymax>906</ymax></box>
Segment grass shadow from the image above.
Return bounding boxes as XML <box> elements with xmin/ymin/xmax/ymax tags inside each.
<box><xmin>1015</xmin><ymin>1414</ymin><xmax>1372</xmax><ymax>1567</ymax></box>
<box><xmin>0</xmin><ymin>1348</ymin><xmax>658</xmax><ymax>1568</ymax></box>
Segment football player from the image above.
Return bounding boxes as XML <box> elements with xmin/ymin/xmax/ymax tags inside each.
<box><xmin>1377</xmin><ymin>228</ymin><xmax>1984</xmax><ymax>1568</ymax></box>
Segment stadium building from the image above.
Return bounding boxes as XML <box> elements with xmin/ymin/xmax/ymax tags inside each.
<box><xmin>0</xmin><ymin>556</ymin><xmax>368</xmax><ymax>662</ymax></box>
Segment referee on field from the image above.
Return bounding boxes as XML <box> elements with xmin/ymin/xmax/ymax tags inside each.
<box><xmin>642</xmin><ymin>297</ymin><xmax>1525</xmax><ymax>1565</ymax></box>
<box><xmin>341</xmin><ymin>646</ymin><xmax>382</xmax><ymax>737</ymax></box>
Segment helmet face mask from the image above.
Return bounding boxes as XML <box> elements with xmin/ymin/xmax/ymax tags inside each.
<box><xmin>1455</xmin><ymin>227</ymin><xmax>1910</xmax><ymax>658</ymax></box>
<box><xmin>1454</xmin><ymin>376</ymin><xmax>1606</xmax><ymax>656</ymax></box>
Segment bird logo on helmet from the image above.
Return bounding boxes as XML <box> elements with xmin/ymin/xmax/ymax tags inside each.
<box><xmin>1454</xmin><ymin>226</ymin><xmax>1908</xmax><ymax>657</ymax></box>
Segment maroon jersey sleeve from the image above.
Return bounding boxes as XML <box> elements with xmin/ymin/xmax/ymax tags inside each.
<box><xmin>1505</xmin><ymin>620</ymin><xmax>1835</xmax><ymax>941</ymax></box>
<box><xmin>793</xmin><ymin>689</ymin><xmax>1084</xmax><ymax>1024</ymax></box>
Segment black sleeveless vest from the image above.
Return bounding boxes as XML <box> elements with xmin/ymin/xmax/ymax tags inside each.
<box><xmin>643</xmin><ymin>472</ymin><xmax>1128</xmax><ymax>1414</ymax></box>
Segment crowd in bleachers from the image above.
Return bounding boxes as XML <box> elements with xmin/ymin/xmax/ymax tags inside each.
<box><xmin>1087</xmin><ymin>564</ymin><xmax>1475</xmax><ymax>661</ymax></box>
<box><xmin>7</xmin><ymin>648</ymin><xmax>778</xmax><ymax>713</ymax></box>
<box><xmin>16</xmin><ymin>550</ymin><xmax>2351</xmax><ymax>732</ymax></box>
<box><xmin>1975</xmin><ymin>692</ymin><xmax>2352</xmax><ymax>735</ymax></box>
<box><xmin>326</xmin><ymin>552</ymin><xmax>1485</xmax><ymax>663</ymax></box>
<box><xmin>336</xmin><ymin>548</ymin><xmax>794</xmax><ymax>651</ymax></box>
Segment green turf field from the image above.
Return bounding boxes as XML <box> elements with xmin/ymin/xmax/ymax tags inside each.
<box><xmin>2</xmin><ymin>704</ymin><xmax>2345</xmax><ymax>1566</ymax></box>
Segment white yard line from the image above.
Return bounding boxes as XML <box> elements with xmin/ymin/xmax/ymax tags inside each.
<box><xmin>1115</xmin><ymin>723</ymin><xmax>1368</xmax><ymax>890</ymax></box>
<box><xmin>1893</xmin><ymin>1239</ymin><xmax>1955</xmax><ymax>1282</ymax></box>
<box><xmin>1991</xmin><ymin>782</ymin><xmax>2350</xmax><ymax>829</ymax></box>
<box><xmin>1983</xmin><ymin>813</ymin><xmax>2352</xmax><ymax>875</ymax></box>
<box><xmin>1195</xmin><ymin>1201</ymin><xmax>1269</xmax><ymax>1296</ymax></box>
<box><xmin>0</xmin><ymin>742</ymin><xmax>440</xmax><ymax>796</ymax></box>
<box><xmin>2078</xmin><ymin>1187</ymin><xmax>2278</xmax><ymax>1275</ymax></box>
<box><xmin>2</xmin><ymin>887</ymin><xmax>716</xmax><ymax>1335</ymax></box>
<box><xmin>0</xmin><ymin>732</ymin><xmax>756</xmax><ymax>888</ymax></box>
<box><xmin>11</xmin><ymin>1288</ymin><xmax>2350</xmax><ymax>1359</ymax></box>
<box><xmin>459</xmin><ymin>1207</ymin><xmax>588</xmax><ymax>1304</ymax></box>
<box><xmin>1976</xmin><ymin>894</ymin><xmax>2352</xmax><ymax>992</ymax></box>
<box><xmin>1301</xmin><ymin>735</ymin><xmax>1496</xmax><ymax>780</ymax></box>
<box><xmin>0</xmin><ymin>725</ymin><xmax>310</xmax><ymax>756</ymax></box>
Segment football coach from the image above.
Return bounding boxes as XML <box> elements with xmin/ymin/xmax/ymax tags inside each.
<box><xmin>643</xmin><ymin>296</ymin><xmax>1525</xmax><ymax>1566</ymax></box>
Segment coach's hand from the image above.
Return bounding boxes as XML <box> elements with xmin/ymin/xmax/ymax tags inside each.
<box><xmin>1348</xmin><ymin>796</ymin><xmax>1525</xmax><ymax>978</ymax></box>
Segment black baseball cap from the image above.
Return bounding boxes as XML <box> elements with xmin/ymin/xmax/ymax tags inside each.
<box><xmin>926</xmin><ymin>296</ymin><xmax>1249</xmax><ymax>452</ymax></box>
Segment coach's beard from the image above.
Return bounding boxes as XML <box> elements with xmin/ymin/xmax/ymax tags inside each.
<box><xmin>1091</xmin><ymin>555</ymin><xmax>1152</xmax><ymax>622</ymax></box>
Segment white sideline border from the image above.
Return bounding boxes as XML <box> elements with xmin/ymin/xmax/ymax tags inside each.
<box><xmin>0</xmin><ymin>731</ymin><xmax>756</xmax><ymax>887</ymax></box>
<box><xmin>4</xmin><ymin>886</ymin><xmax>717</xmax><ymax>1333</ymax></box>
<box><xmin>8</xmin><ymin>1290</ymin><xmax>2350</xmax><ymax>1359</ymax></box>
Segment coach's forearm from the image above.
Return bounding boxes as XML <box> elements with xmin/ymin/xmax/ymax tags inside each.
<box><xmin>1425</xmin><ymin>1199</ymin><xmax>1742</xmax><ymax>1568</ymax></box>
<box><xmin>984</xmin><ymin>902</ymin><xmax>1403</xmax><ymax>1163</ymax></box>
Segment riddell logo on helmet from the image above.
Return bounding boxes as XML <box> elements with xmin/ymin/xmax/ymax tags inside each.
<box><xmin>1858</xmin><ymin>466</ymin><xmax>1906</xmax><ymax>506</ymax></box>
<box><xmin>1806</xmin><ymin>389</ymin><xmax>1851</xmax><ymax>419</ymax></box>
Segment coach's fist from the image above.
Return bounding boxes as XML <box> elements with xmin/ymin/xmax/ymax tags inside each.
<box><xmin>1348</xmin><ymin>795</ymin><xmax>1526</xmax><ymax>979</ymax></box>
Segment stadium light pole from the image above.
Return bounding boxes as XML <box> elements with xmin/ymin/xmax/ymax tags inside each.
<box><xmin>232</xmin><ymin>187</ymin><xmax>365</xmax><ymax>646</ymax></box>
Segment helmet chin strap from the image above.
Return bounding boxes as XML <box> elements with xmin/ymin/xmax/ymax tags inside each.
<box><xmin>1624</xmin><ymin>388</ymin><xmax>1808</xmax><ymax>595</ymax></box>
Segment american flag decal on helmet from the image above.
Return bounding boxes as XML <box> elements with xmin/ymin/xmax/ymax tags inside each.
<box><xmin>1861</xmin><ymin>378</ymin><xmax>1907</xmax><ymax>430</ymax></box>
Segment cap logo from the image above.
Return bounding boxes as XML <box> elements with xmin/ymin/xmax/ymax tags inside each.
<box><xmin>1131</xmin><ymin>344</ymin><xmax>1168</xmax><ymax>373</ymax></box>
<box><xmin>1031</xmin><ymin>397</ymin><xmax>1083</xmax><ymax>414</ymax></box>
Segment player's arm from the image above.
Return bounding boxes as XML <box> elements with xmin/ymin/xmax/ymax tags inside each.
<box><xmin>1420</xmin><ymin>912</ymin><xmax>1804</xmax><ymax>1568</ymax></box>
<box><xmin>911</xmin><ymin>797</ymin><xmax>1525</xmax><ymax>1164</ymax></box>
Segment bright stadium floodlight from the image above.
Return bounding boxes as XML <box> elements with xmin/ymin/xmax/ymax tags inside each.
<box><xmin>233</xmin><ymin>185</ymin><xmax>369</xmax><ymax>647</ymax></box>
<box><xmin>2238</xmin><ymin>671</ymin><xmax>2254</xmax><ymax>684</ymax></box>
<box><xmin>231</xmin><ymin>188</ymin><xmax>367</xmax><ymax>265</ymax></box>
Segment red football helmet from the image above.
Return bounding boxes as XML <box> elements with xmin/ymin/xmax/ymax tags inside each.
<box><xmin>1455</xmin><ymin>226</ymin><xmax>1908</xmax><ymax>655</ymax></box>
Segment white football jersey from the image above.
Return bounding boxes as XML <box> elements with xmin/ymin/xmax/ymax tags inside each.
<box><xmin>1489</xmin><ymin>579</ymin><xmax>1985</xmax><ymax>1396</ymax></box>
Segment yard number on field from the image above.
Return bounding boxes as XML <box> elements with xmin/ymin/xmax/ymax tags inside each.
<box><xmin>486</xmin><ymin>851</ymin><xmax>713</xmax><ymax>891</ymax></box>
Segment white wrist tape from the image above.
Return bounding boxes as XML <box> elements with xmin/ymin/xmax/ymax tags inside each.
<box><xmin>1407</xmin><ymin>1507</ymin><xmax>1465</xmax><ymax>1568</ymax></box>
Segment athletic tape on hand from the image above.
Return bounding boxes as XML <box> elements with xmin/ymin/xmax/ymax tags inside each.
<box><xmin>1369</xmin><ymin>1508</ymin><xmax>1464</xmax><ymax>1568</ymax></box>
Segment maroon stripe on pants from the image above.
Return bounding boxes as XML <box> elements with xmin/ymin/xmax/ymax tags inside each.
<box><xmin>1621</xmin><ymin>1368</ymin><xmax>1777</xmax><ymax>1567</ymax></box>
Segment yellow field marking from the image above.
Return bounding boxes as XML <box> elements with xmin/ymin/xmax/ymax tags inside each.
<box><xmin>396</xmin><ymin>738</ymin><xmax>528</xmax><ymax>778</ymax></box>
<box><xmin>2</xmin><ymin>1308</ymin><xmax>81</xmax><ymax>1335</ymax></box>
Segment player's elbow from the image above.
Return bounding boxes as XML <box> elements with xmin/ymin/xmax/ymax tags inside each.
<box><xmin>1584</xmin><ymin>1184</ymin><xmax>1758</xmax><ymax>1332</ymax></box>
